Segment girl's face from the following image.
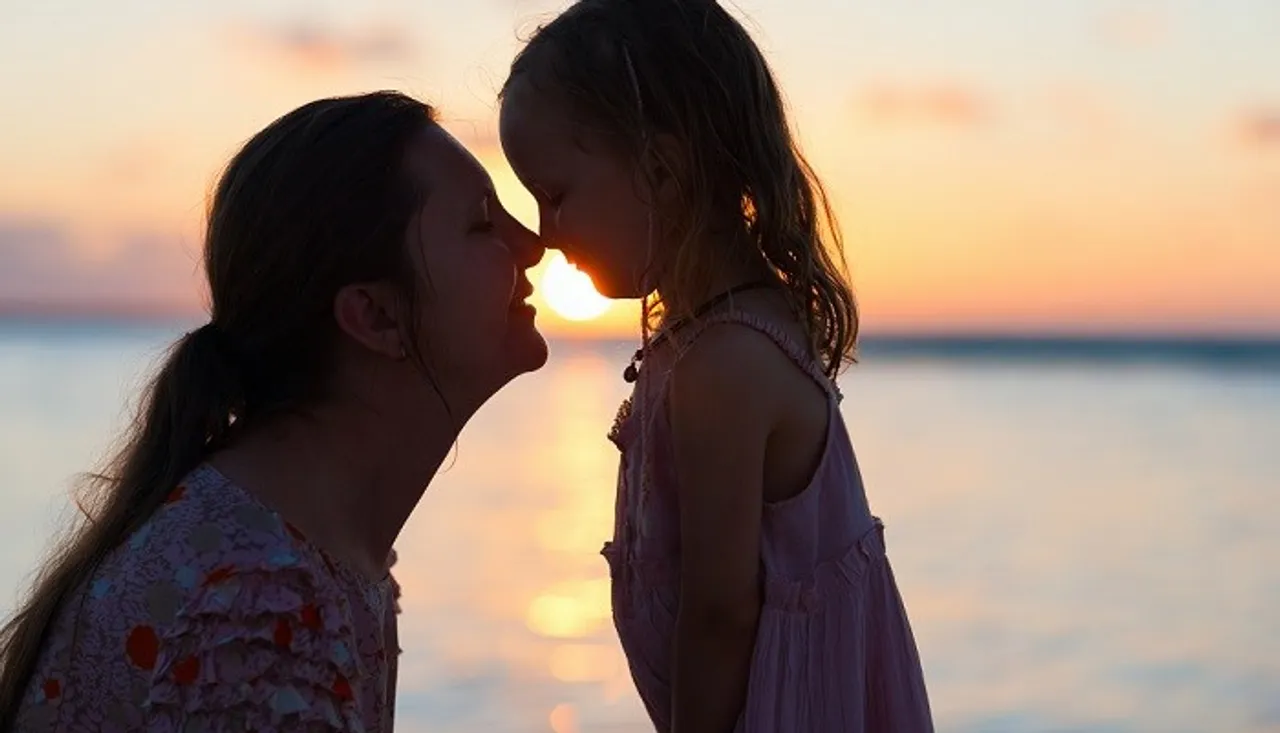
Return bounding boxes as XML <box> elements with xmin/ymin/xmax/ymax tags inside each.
<box><xmin>407</xmin><ymin>125</ymin><xmax>548</xmax><ymax>394</ymax></box>
<box><xmin>499</xmin><ymin>76</ymin><xmax>655</xmax><ymax>299</ymax></box>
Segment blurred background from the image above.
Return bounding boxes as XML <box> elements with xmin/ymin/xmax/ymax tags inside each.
<box><xmin>1</xmin><ymin>0</ymin><xmax>1278</xmax><ymax>731</ymax></box>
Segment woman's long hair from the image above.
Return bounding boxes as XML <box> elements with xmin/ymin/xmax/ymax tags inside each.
<box><xmin>0</xmin><ymin>91</ymin><xmax>438</xmax><ymax>724</ymax></box>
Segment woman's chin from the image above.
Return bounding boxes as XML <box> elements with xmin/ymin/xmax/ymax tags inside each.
<box><xmin>503</xmin><ymin>317</ymin><xmax>549</xmax><ymax>375</ymax></box>
<box><xmin>515</xmin><ymin>333</ymin><xmax>550</xmax><ymax>374</ymax></box>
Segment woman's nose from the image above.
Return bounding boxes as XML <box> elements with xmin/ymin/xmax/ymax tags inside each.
<box><xmin>504</xmin><ymin>217</ymin><xmax>545</xmax><ymax>269</ymax></box>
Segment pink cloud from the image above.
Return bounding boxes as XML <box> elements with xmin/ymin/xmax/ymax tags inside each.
<box><xmin>96</xmin><ymin>140</ymin><xmax>173</xmax><ymax>185</ymax></box>
<box><xmin>1238</xmin><ymin>109</ymin><xmax>1280</xmax><ymax>148</ymax></box>
<box><xmin>225</xmin><ymin>19</ymin><xmax>417</xmax><ymax>72</ymax></box>
<box><xmin>1034</xmin><ymin>83</ymin><xmax>1131</xmax><ymax>148</ymax></box>
<box><xmin>0</xmin><ymin>217</ymin><xmax>203</xmax><ymax>312</ymax></box>
<box><xmin>1096</xmin><ymin>5</ymin><xmax>1170</xmax><ymax>48</ymax></box>
<box><xmin>852</xmin><ymin>83</ymin><xmax>990</xmax><ymax>127</ymax></box>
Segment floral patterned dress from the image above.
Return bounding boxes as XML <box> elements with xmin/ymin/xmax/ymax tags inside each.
<box><xmin>13</xmin><ymin>463</ymin><xmax>398</xmax><ymax>732</ymax></box>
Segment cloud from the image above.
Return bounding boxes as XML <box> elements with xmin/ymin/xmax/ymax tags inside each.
<box><xmin>0</xmin><ymin>217</ymin><xmax>203</xmax><ymax>312</ymax></box>
<box><xmin>1237</xmin><ymin>109</ymin><xmax>1280</xmax><ymax>148</ymax></box>
<box><xmin>1036</xmin><ymin>83</ymin><xmax>1128</xmax><ymax>145</ymax></box>
<box><xmin>225</xmin><ymin>19</ymin><xmax>418</xmax><ymax>72</ymax></box>
<box><xmin>1096</xmin><ymin>5</ymin><xmax>1170</xmax><ymax>48</ymax></box>
<box><xmin>851</xmin><ymin>83</ymin><xmax>990</xmax><ymax>128</ymax></box>
<box><xmin>97</xmin><ymin>140</ymin><xmax>173</xmax><ymax>186</ymax></box>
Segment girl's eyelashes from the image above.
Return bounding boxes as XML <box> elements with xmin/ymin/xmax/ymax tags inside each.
<box><xmin>534</xmin><ymin>185</ymin><xmax>563</xmax><ymax>207</ymax></box>
<box><xmin>541</xmin><ymin>199</ymin><xmax>563</xmax><ymax>231</ymax></box>
<box><xmin>544</xmin><ymin>195</ymin><xmax>564</xmax><ymax>222</ymax></box>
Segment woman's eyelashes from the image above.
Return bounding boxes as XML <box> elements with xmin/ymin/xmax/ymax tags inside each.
<box><xmin>470</xmin><ymin>196</ymin><xmax>495</xmax><ymax>234</ymax></box>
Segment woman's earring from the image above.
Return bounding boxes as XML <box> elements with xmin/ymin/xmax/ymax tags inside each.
<box><xmin>399</xmin><ymin>344</ymin><xmax>409</xmax><ymax>361</ymax></box>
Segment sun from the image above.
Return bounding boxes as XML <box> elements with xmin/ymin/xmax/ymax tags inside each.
<box><xmin>540</xmin><ymin>253</ymin><xmax>612</xmax><ymax>321</ymax></box>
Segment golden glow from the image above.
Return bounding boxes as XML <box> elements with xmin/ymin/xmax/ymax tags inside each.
<box><xmin>6</xmin><ymin>18</ymin><xmax>1280</xmax><ymax>338</ymax></box>
<box><xmin>525</xmin><ymin>578</ymin><xmax>612</xmax><ymax>639</ymax></box>
<box><xmin>548</xmin><ymin>643</ymin><xmax>618</xmax><ymax>683</ymax></box>
<box><xmin>539</xmin><ymin>252</ymin><xmax>613</xmax><ymax>322</ymax></box>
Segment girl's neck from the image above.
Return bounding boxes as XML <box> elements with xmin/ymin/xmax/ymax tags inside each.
<box><xmin>655</xmin><ymin>258</ymin><xmax>774</xmax><ymax>324</ymax></box>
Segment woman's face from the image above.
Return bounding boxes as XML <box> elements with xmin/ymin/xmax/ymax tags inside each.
<box><xmin>406</xmin><ymin>125</ymin><xmax>548</xmax><ymax>401</ymax></box>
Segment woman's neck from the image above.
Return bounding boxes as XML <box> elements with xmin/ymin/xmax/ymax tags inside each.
<box><xmin>210</xmin><ymin>392</ymin><xmax>461</xmax><ymax>582</ymax></box>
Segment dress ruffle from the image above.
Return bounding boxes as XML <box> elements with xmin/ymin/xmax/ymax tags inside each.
<box><xmin>146</xmin><ymin>564</ymin><xmax>366</xmax><ymax>732</ymax></box>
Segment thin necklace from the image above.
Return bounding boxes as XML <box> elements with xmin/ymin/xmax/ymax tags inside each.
<box><xmin>623</xmin><ymin>279</ymin><xmax>773</xmax><ymax>383</ymax></box>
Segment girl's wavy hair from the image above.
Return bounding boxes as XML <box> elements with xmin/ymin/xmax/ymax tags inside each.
<box><xmin>503</xmin><ymin>0</ymin><xmax>858</xmax><ymax>375</ymax></box>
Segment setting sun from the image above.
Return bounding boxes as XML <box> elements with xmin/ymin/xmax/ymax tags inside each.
<box><xmin>539</xmin><ymin>253</ymin><xmax>612</xmax><ymax>322</ymax></box>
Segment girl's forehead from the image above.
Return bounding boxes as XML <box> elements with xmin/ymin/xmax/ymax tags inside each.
<box><xmin>502</xmin><ymin>80</ymin><xmax>577</xmax><ymax>145</ymax></box>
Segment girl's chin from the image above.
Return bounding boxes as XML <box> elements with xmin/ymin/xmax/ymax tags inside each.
<box><xmin>560</xmin><ymin>256</ymin><xmax>641</xmax><ymax>300</ymax></box>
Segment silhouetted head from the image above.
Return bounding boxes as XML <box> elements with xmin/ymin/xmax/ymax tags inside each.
<box><xmin>203</xmin><ymin>91</ymin><xmax>546</xmax><ymax>433</ymax></box>
<box><xmin>0</xmin><ymin>91</ymin><xmax>546</xmax><ymax>723</ymax></box>
<box><xmin>500</xmin><ymin>0</ymin><xmax>857</xmax><ymax>373</ymax></box>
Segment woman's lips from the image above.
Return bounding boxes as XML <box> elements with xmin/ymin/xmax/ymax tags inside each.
<box><xmin>510</xmin><ymin>278</ymin><xmax>536</xmax><ymax>317</ymax></box>
<box><xmin>512</xmin><ymin>279</ymin><xmax>534</xmax><ymax>303</ymax></box>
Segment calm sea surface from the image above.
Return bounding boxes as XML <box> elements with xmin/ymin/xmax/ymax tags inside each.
<box><xmin>1</xmin><ymin>322</ymin><xmax>1277</xmax><ymax>732</ymax></box>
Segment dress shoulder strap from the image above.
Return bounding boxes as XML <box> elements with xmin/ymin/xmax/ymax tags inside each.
<box><xmin>674</xmin><ymin>310</ymin><xmax>842</xmax><ymax>402</ymax></box>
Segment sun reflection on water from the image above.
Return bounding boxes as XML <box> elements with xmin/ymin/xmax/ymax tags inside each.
<box><xmin>548</xmin><ymin>703</ymin><xmax>578</xmax><ymax>733</ymax></box>
<box><xmin>547</xmin><ymin>643</ymin><xmax>619</xmax><ymax>683</ymax></box>
<box><xmin>526</xmin><ymin>578</ymin><xmax>611</xmax><ymax>639</ymax></box>
<box><xmin>7</xmin><ymin>334</ymin><xmax>1279</xmax><ymax>732</ymax></box>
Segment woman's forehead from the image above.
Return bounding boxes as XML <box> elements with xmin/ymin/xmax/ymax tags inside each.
<box><xmin>405</xmin><ymin>125</ymin><xmax>492</xmax><ymax>201</ymax></box>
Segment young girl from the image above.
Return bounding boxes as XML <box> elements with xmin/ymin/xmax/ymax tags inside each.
<box><xmin>0</xmin><ymin>91</ymin><xmax>547</xmax><ymax>731</ymax></box>
<box><xmin>500</xmin><ymin>1</ymin><xmax>933</xmax><ymax>731</ymax></box>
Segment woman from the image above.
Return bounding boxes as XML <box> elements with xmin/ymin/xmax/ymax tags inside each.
<box><xmin>0</xmin><ymin>91</ymin><xmax>546</xmax><ymax>731</ymax></box>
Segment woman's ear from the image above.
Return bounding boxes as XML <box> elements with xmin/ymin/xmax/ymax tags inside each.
<box><xmin>333</xmin><ymin>282</ymin><xmax>408</xmax><ymax>360</ymax></box>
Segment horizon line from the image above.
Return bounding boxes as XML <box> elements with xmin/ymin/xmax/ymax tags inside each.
<box><xmin>1</xmin><ymin>299</ymin><xmax>1278</xmax><ymax>342</ymax></box>
<box><xmin>2</xmin><ymin>316</ymin><xmax>1278</xmax><ymax>345</ymax></box>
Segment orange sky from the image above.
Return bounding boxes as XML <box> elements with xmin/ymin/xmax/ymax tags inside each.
<box><xmin>1</xmin><ymin>0</ymin><xmax>1277</xmax><ymax>336</ymax></box>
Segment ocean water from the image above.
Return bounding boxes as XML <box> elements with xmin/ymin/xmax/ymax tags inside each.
<box><xmin>1</xmin><ymin>322</ymin><xmax>1278</xmax><ymax>733</ymax></box>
